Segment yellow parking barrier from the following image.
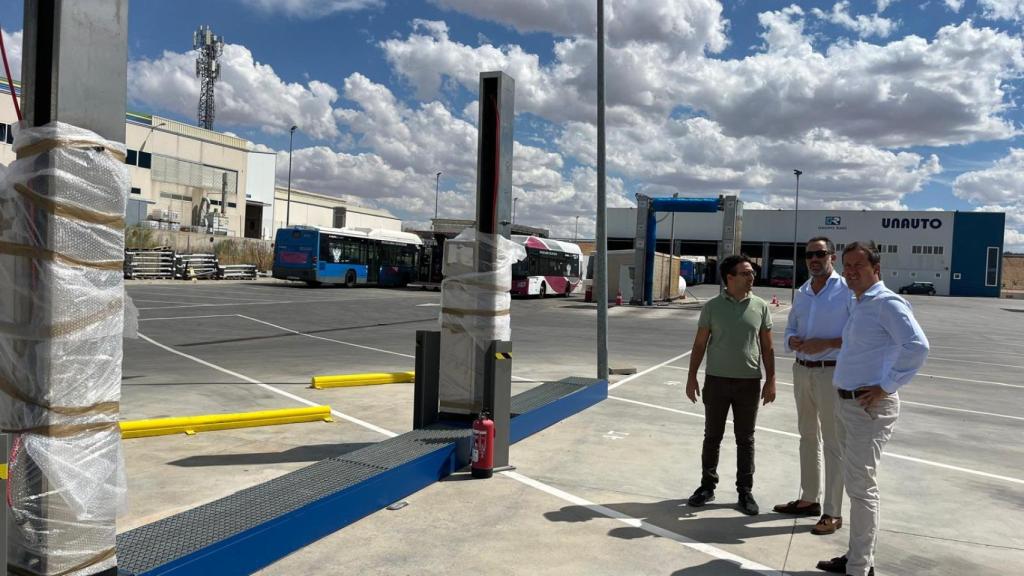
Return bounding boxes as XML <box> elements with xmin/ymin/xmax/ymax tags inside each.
<box><xmin>311</xmin><ymin>371</ymin><xmax>415</xmax><ymax>389</ymax></box>
<box><xmin>119</xmin><ymin>406</ymin><xmax>334</xmax><ymax>439</ymax></box>
<box><xmin>0</xmin><ymin>463</ymin><xmax>6</xmax><ymax>480</ymax></box>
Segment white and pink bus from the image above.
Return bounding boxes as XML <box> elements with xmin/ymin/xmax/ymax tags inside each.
<box><xmin>510</xmin><ymin>235</ymin><xmax>583</xmax><ymax>297</ymax></box>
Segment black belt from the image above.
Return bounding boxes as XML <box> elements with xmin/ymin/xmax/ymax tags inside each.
<box><xmin>837</xmin><ymin>388</ymin><xmax>871</xmax><ymax>400</ymax></box>
<box><xmin>796</xmin><ymin>359</ymin><xmax>837</xmax><ymax>368</ymax></box>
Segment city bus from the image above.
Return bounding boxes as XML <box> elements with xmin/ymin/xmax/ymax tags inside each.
<box><xmin>510</xmin><ymin>235</ymin><xmax>582</xmax><ymax>297</ymax></box>
<box><xmin>273</xmin><ymin>225</ymin><xmax>423</xmax><ymax>287</ymax></box>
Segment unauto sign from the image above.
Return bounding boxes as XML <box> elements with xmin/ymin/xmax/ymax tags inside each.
<box><xmin>882</xmin><ymin>217</ymin><xmax>942</xmax><ymax>230</ymax></box>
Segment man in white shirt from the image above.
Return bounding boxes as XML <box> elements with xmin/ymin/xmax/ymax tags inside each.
<box><xmin>816</xmin><ymin>241</ymin><xmax>929</xmax><ymax>576</ymax></box>
<box><xmin>773</xmin><ymin>237</ymin><xmax>851</xmax><ymax>536</ymax></box>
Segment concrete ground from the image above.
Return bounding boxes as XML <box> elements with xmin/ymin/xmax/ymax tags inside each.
<box><xmin>121</xmin><ymin>279</ymin><xmax>1024</xmax><ymax>575</ymax></box>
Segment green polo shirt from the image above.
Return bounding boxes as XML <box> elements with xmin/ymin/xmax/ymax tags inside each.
<box><xmin>698</xmin><ymin>291</ymin><xmax>773</xmax><ymax>379</ymax></box>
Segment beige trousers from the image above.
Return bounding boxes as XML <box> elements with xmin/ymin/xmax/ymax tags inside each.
<box><xmin>837</xmin><ymin>392</ymin><xmax>899</xmax><ymax>576</ymax></box>
<box><xmin>792</xmin><ymin>364</ymin><xmax>845</xmax><ymax>517</ymax></box>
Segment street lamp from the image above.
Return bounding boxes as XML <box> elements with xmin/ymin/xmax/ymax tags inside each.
<box><xmin>139</xmin><ymin>121</ymin><xmax>166</xmax><ymax>153</ymax></box>
<box><xmin>575</xmin><ymin>215</ymin><xmax>580</xmax><ymax>242</ymax></box>
<box><xmin>667</xmin><ymin>192</ymin><xmax>678</xmax><ymax>301</ymax></box>
<box><xmin>433</xmin><ymin>171</ymin><xmax>442</xmax><ymax>226</ymax></box>
<box><xmin>791</xmin><ymin>169</ymin><xmax>803</xmax><ymax>304</ymax></box>
<box><xmin>286</xmin><ymin>125</ymin><xmax>297</xmax><ymax>227</ymax></box>
<box><xmin>512</xmin><ymin>197</ymin><xmax>520</xmax><ymax>226</ymax></box>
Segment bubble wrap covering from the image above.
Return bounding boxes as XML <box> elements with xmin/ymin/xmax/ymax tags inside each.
<box><xmin>0</xmin><ymin>122</ymin><xmax>128</xmax><ymax>575</ymax></box>
<box><xmin>438</xmin><ymin>230</ymin><xmax>525</xmax><ymax>414</ymax></box>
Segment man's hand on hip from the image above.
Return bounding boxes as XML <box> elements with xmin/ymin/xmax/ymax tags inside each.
<box><xmin>788</xmin><ymin>336</ymin><xmax>803</xmax><ymax>352</ymax></box>
<box><xmin>857</xmin><ymin>385</ymin><xmax>889</xmax><ymax>409</ymax></box>
<box><xmin>686</xmin><ymin>376</ymin><xmax>700</xmax><ymax>403</ymax></box>
<box><xmin>761</xmin><ymin>378</ymin><xmax>776</xmax><ymax>405</ymax></box>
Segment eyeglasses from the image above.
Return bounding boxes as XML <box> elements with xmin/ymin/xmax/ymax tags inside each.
<box><xmin>805</xmin><ymin>250</ymin><xmax>832</xmax><ymax>259</ymax></box>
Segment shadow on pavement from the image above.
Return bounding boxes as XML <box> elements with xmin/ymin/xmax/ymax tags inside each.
<box><xmin>544</xmin><ymin>498</ymin><xmax>800</xmax><ymax>546</ymax></box>
<box><xmin>168</xmin><ymin>442</ymin><xmax>375</xmax><ymax>467</ymax></box>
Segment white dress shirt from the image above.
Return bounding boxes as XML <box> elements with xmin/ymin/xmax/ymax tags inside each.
<box><xmin>834</xmin><ymin>281</ymin><xmax>930</xmax><ymax>393</ymax></box>
<box><xmin>784</xmin><ymin>270</ymin><xmax>853</xmax><ymax>362</ymax></box>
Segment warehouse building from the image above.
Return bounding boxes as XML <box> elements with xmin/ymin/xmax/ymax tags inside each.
<box><xmin>0</xmin><ymin>81</ymin><xmax>397</xmax><ymax>240</ymax></box>
<box><xmin>610</xmin><ymin>207</ymin><xmax>1004</xmax><ymax>297</ymax></box>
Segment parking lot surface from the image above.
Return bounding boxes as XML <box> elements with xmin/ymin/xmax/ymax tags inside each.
<box><xmin>121</xmin><ymin>281</ymin><xmax>1024</xmax><ymax>575</ymax></box>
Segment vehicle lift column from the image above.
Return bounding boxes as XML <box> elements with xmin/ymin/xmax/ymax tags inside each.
<box><xmin>414</xmin><ymin>71</ymin><xmax>515</xmax><ymax>471</ymax></box>
<box><xmin>4</xmin><ymin>2</ymin><xmax>129</xmax><ymax>575</ymax></box>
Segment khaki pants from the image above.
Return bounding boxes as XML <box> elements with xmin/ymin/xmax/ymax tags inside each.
<box><xmin>837</xmin><ymin>392</ymin><xmax>899</xmax><ymax>576</ymax></box>
<box><xmin>793</xmin><ymin>364</ymin><xmax>845</xmax><ymax>517</ymax></box>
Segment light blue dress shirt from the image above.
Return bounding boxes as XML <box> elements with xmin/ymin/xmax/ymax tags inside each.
<box><xmin>834</xmin><ymin>281</ymin><xmax>930</xmax><ymax>393</ymax></box>
<box><xmin>783</xmin><ymin>270</ymin><xmax>853</xmax><ymax>362</ymax></box>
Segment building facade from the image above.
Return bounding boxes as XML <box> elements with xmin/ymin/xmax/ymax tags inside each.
<box><xmin>273</xmin><ymin>187</ymin><xmax>401</xmax><ymax>233</ymax></box>
<box><xmin>610</xmin><ymin>207</ymin><xmax>1004</xmax><ymax>297</ymax></box>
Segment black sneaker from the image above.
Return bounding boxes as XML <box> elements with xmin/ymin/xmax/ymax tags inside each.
<box><xmin>816</xmin><ymin>556</ymin><xmax>846</xmax><ymax>573</ymax></box>
<box><xmin>737</xmin><ymin>492</ymin><xmax>759</xmax><ymax>515</ymax></box>
<box><xmin>687</xmin><ymin>487</ymin><xmax>715</xmax><ymax>507</ymax></box>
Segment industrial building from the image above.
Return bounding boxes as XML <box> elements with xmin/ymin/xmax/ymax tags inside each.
<box><xmin>609</xmin><ymin>206</ymin><xmax>1005</xmax><ymax>297</ymax></box>
<box><xmin>0</xmin><ymin>80</ymin><xmax>398</xmax><ymax>240</ymax></box>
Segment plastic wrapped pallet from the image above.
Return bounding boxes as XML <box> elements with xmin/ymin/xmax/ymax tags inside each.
<box><xmin>438</xmin><ymin>229</ymin><xmax>525</xmax><ymax>415</ymax></box>
<box><xmin>0</xmin><ymin>122</ymin><xmax>128</xmax><ymax>575</ymax></box>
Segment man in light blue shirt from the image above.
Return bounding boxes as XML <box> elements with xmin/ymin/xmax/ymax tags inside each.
<box><xmin>817</xmin><ymin>241</ymin><xmax>929</xmax><ymax>576</ymax></box>
<box><xmin>773</xmin><ymin>237</ymin><xmax>851</xmax><ymax>536</ymax></box>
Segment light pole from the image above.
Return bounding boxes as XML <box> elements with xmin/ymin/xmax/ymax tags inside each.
<box><xmin>596</xmin><ymin>0</ymin><xmax>608</xmax><ymax>380</ymax></box>
<box><xmin>286</xmin><ymin>125</ymin><xmax>296</xmax><ymax>227</ymax></box>
<box><xmin>512</xmin><ymin>197</ymin><xmax>519</xmax><ymax>226</ymax></box>
<box><xmin>791</xmin><ymin>169</ymin><xmax>802</xmax><ymax>304</ymax></box>
<box><xmin>575</xmin><ymin>215</ymin><xmax>580</xmax><ymax>242</ymax></box>
<box><xmin>433</xmin><ymin>171</ymin><xmax>442</xmax><ymax>226</ymax></box>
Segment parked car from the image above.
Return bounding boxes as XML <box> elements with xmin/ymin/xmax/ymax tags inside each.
<box><xmin>899</xmin><ymin>281</ymin><xmax>936</xmax><ymax>295</ymax></box>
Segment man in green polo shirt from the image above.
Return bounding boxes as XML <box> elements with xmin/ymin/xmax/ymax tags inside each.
<box><xmin>685</xmin><ymin>254</ymin><xmax>776</xmax><ymax>515</ymax></box>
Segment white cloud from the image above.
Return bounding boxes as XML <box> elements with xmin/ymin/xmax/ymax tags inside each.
<box><xmin>953</xmin><ymin>148</ymin><xmax>1024</xmax><ymax>206</ymax></box>
<box><xmin>0</xmin><ymin>29</ymin><xmax>21</xmax><ymax>81</ymax></box>
<box><xmin>944</xmin><ymin>0</ymin><xmax>965</xmax><ymax>12</ymax></box>
<box><xmin>558</xmin><ymin>115</ymin><xmax>941</xmax><ymax>209</ymax></box>
<box><xmin>953</xmin><ymin>149</ymin><xmax>1024</xmax><ymax>251</ymax></box>
<box><xmin>128</xmin><ymin>43</ymin><xmax>340</xmax><ymax>139</ymax></box>
<box><xmin>429</xmin><ymin>0</ymin><xmax>729</xmax><ymax>55</ymax></box>
<box><xmin>672</xmin><ymin>17</ymin><xmax>1024</xmax><ymax>147</ymax></box>
<box><xmin>811</xmin><ymin>2</ymin><xmax>898</xmax><ymax>38</ymax></box>
<box><xmin>286</xmin><ymin>73</ymin><xmax>629</xmax><ymax>237</ymax></box>
<box><xmin>383</xmin><ymin>14</ymin><xmax>1024</xmax><ymax>148</ymax></box>
<box><xmin>239</xmin><ymin>0</ymin><xmax>383</xmax><ymax>18</ymax></box>
<box><xmin>877</xmin><ymin>0</ymin><xmax>896</xmax><ymax>12</ymax></box>
<box><xmin>979</xmin><ymin>0</ymin><xmax>1024</xmax><ymax>21</ymax></box>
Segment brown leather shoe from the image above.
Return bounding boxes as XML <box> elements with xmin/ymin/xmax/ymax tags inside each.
<box><xmin>773</xmin><ymin>500</ymin><xmax>821</xmax><ymax>516</ymax></box>
<box><xmin>811</xmin><ymin>514</ymin><xmax>843</xmax><ymax>535</ymax></box>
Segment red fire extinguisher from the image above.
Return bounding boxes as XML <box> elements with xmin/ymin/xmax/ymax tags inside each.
<box><xmin>471</xmin><ymin>411</ymin><xmax>495</xmax><ymax>479</ymax></box>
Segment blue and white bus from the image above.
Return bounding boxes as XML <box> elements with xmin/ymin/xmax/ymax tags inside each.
<box><xmin>273</xmin><ymin>225</ymin><xmax>423</xmax><ymax>287</ymax></box>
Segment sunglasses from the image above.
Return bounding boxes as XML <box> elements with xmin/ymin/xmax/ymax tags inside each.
<box><xmin>805</xmin><ymin>250</ymin><xmax>832</xmax><ymax>259</ymax></box>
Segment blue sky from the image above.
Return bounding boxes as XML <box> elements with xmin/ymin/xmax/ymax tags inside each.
<box><xmin>1</xmin><ymin>0</ymin><xmax>1022</xmax><ymax>247</ymax></box>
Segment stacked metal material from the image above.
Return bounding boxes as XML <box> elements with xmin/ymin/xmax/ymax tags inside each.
<box><xmin>124</xmin><ymin>248</ymin><xmax>175</xmax><ymax>279</ymax></box>
<box><xmin>174</xmin><ymin>253</ymin><xmax>218</xmax><ymax>279</ymax></box>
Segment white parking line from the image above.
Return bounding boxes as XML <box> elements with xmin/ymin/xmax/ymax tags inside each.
<box><xmin>137</xmin><ymin>333</ymin><xmax>398</xmax><ymax>438</ymax></box>
<box><xmin>236</xmin><ymin>315</ymin><xmax>415</xmax><ymax>359</ymax></box>
<box><xmin>916</xmin><ymin>373</ymin><xmax>1023</xmax><ymax>390</ymax></box>
<box><xmin>136</xmin><ymin>296</ymin><xmax>406</xmax><ymax>311</ymax></box>
<box><xmin>607</xmin><ymin>395</ymin><xmax>1024</xmax><ymax>486</ymax></box>
<box><xmin>132</xmin><ymin>290</ymin><xmax>275</xmax><ymax>302</ymax></box>
<box><xmin>502</xmin><ymin>470</ymin><xmax>782</xmax><ymax>576</ymax></box>
<box><xmin>772</xmin><ymin>357</ymin><xmax>1023</xmax><ymax>389</ymax></box>
<box><xmin>662</xmin><ymin>366</ymin><xmax>1024</xmax><ymax>421</ymax></box>
<box><xmin>138</xmin><ymin>314</ymin><xmax>240</xmax><ymax>322</ymax></box>
<box><xmin>608</xmin><ymin>351</ymin><xmax>691</xmax><ymax>391</ymax></box>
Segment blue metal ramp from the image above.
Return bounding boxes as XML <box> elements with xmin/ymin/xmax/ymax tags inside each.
<box><xmin>116</xmin><ymin>377</ymin><xmax>606</xmax><ymax>576</ymax></box>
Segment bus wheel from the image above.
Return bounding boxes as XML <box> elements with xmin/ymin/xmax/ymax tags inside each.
<box><xmin>539</xmin><ymin>282</ymin><xmax>547</xmax><ymax>298</ymax></box>
<box><xmin>306</xmin><ymin>280</ymin><xmax>321</xmax><ymax>288</ymax></box>
<box><xmin>344</xmin><ymin>270</ymin><xmax>356</xmax><ymax>288</ymax></box>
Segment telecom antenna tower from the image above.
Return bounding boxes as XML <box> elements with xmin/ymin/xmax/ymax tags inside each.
<box><xmin>194</xmin><ymin>25</ymin><xmax>224</xmax><ymax>130</ymax></box>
